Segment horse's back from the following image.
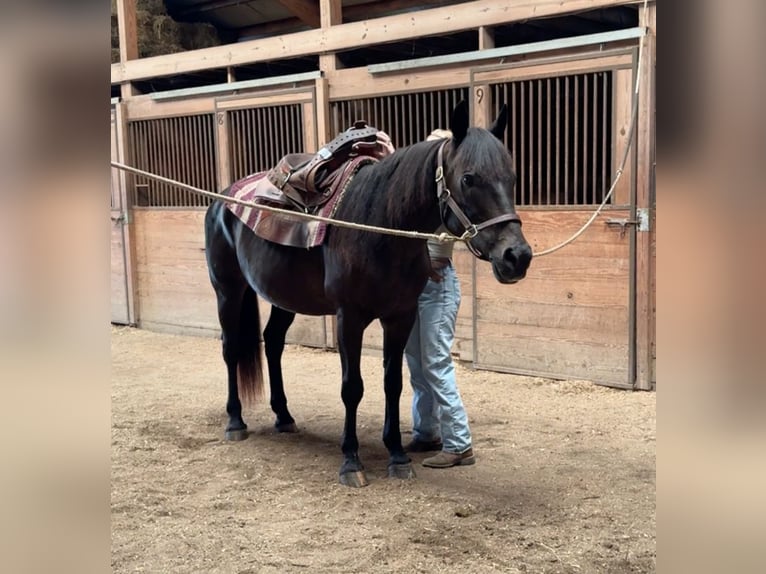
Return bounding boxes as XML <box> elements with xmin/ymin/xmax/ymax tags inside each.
<box><xmin>205</xmin><ymin>200</ymin><xmax>335</xmax><ymax>316</ymax></box>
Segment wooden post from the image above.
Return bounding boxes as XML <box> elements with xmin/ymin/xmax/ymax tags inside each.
<box><xmin>215</xmin><ymin>110</ymin><xmax>232</xmax><ymax>190</ymax></box>
<box><xmin>116</xmin><ymin>0</ymin><xmax>138</xmax><ymax>99</ymax></box>
<box><xmin>114</xmin><ymin>102</ymin><xmax>139</xmax><ymax>325</ymax></box>
<box><xmin>320</xmin><ymin>0</ymin><xmax>342</xmax><ymax>349</ymax></box>
<box><xmin>319</xmin><ymin>0</ymin><xmax>342</xmax><ymax>74</ymax></box>
<box><xmin>315</xmin><ymin>77</ymin><xmax>332</xmax><ymax>146</ymax></box>
<box><xmin>635</xmin><ymin>2</ymin><xmax>656</xmax><ymax>390</ymax></box>
<box><xmin>612</xmin><ymin>69</ymin><xmax>634</xmax><ymax>206</ymax></box>
<box><xmin>474</xmin><ymin>26</ymin><xmax>495</xmax><ymax>128</ymax></box>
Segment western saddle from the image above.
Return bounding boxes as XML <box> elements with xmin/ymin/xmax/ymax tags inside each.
<box><xmin>266</xmin><ymin>120</ymin><xmax>393</xmax><ymax>210</ymax></box>
<box><xmin>225</xmin><ymin>121</ymin><xmax>394</xmax><ymax>249</ymax></box>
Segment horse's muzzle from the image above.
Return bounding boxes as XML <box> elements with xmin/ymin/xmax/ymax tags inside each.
<box><xmin>490</xmin><ymin>244</ymin><xmax>532</xmax><ymax>284</ymax></box>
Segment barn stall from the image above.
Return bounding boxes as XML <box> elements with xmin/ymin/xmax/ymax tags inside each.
<box><xmin>111</xmin><ymin>0</ymin><xmax>656</xmax><ymax>390</ymax></box>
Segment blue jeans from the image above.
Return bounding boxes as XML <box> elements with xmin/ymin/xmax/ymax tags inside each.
<box><xmin>404</xmin><ymin>264</ymin><xmax>472</xmax><ymax>454</ymax></box>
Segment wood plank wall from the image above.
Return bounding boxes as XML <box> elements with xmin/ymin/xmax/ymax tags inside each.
<box><xmin>475</xmin><ymin>210</ymin><xmax>631</xmax><ymax>386</ymax></box>
<box><xmin>132</xmin><ymin>209</ymin><xmax>327</xmax><ymax>346</ymax></box>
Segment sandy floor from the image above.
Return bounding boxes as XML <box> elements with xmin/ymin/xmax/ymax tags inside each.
<box><xmin>111</xmin><ymin>326</ymin><xmax>655</xmax><ymax>573</ymax></box>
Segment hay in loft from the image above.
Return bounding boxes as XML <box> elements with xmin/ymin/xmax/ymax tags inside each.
<box><xmin>111</xmin><ymin>0</ymin><xmax>221</xmax><ymax>63</ymax></box>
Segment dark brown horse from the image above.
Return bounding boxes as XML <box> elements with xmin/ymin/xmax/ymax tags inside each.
<box><xmin>204</xmin><ymin>101</ymin><xmax>532</xmax><ymax>487</ymax></box>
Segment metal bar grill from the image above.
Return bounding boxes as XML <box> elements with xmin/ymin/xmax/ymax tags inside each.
<box><xmin>491</xmin><ymin>71</ymin><xmax>613</xmax><ymax>206</ymax></box>
<box><xmin>228</xmin><ymin>104</ymin><xmax>304</xmax><ymax>183</ymax></box>
<box><xmin>128</xmin><ymin>114</ymin><xmax>217</xmax><ymax>207</ymax></box>
<box><xmin>330</xmin><ymin>88</ymin><xmax>470</xmax><ymax>148</ymax></box>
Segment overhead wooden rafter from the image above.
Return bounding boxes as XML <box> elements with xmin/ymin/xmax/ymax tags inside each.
<box><xmin>276</xmin><ymin>0</ymin><xmax>321</xmax><ymax>28</ymax></box>
<box><xmin>112</xmin><ymin>0</ymin><xmax>644</xmax><ymax>84</ymax></box>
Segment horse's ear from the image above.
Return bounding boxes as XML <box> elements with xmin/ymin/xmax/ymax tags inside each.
<box><xmin>490</xmin><ymin>104</ymin><xmax>508</xmax><ymax>140</ymax></box>
<box><xmin>450</xmin><ymin>100</ymin><xmax>469</xmax><ymax>145</ymax></box>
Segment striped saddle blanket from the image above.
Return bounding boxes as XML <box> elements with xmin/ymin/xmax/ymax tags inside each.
<box><xmin>225</xmin><ymin>155</ymin><xmax>376</xmax><ymax>249</ymax></box>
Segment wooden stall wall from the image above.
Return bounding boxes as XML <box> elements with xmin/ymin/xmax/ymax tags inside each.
<box><xmin>126</xmin><ymin>93</ymin><xmax>330</xmax><ymax>348</ymax></box>
<box><xmin>474</xmin><ymin>210</ymin><xmax>631</xmax><ymax>385</ymax></box>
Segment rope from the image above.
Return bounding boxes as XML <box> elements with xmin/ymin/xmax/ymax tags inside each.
<box><xmin>533</xmin><ymin>0</ymin><xmax>649</xmax><ymax>256</ymax></box>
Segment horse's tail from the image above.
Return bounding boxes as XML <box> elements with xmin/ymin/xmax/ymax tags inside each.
<box><xmin>237</xmin><ymin>286</ymin><xmax>265</xmax><ymax>405</ymax></box>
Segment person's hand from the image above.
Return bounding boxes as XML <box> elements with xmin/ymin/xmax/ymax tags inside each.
<box><xmin>428</xmin><ymin>267</ymin><xmax>444</xmax><ymax>283</ymax></box>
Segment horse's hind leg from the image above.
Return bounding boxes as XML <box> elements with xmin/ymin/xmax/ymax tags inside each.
<box><xmin>263</xmin><ymin>305</ymin><xmax>298</xmax><ymax>433</ymax></box>
<box><xmin>216</xmin><ymin>285</ymin><xmax>251</xmax><ymax>441</ymax></box>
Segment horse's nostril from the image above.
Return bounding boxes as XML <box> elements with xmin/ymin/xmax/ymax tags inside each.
<box><xmin>503</xmin><ymin>248</ymin><xmax>517</xmax><ymax>266</ymax></box>
<box><xmin>518</xmin><ymin>247</ymin><xmax>532</xmax><ymax>268</ymax></box>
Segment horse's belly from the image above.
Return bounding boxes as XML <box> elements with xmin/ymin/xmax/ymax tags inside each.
<box><xmin>239</xmin><ymin>240</ymin><xmax>335</xmax><ymax>316</ymax></box>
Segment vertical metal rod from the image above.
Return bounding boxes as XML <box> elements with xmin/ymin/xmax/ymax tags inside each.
<box><xmin>582</xmin><ymin>74</ymin><xmax>590</xmax><ymax>205</ymax></box>
<box><xmin>193</xmin><ymin>116</ymin><xmax>201</xmax><ymax>203</ymax></box>
<box><xmin>520</xmin><ymin>81</ymin><xmax>526</xmax><ymax>206</ymax></box>
<box><xmin>415</xmin><ymin>92</ymin><xmax>421</xmax><ymax>140</ymax></box>
<box><xmin>573</xmin><ymin>76</ymin><xmax>579</xmax><ymax>206</ymax></box>
<box><xmin>242</xmin><ymin>109</ymin><xmax>250</xmax><ymax>177</ymax></box>
<box><xmin>602</xmin><ymin>72</ymin><xmax>608</xmax><ymax>203</ymax></box>
<box><xmin>147</xmin><ymin>121</ymin><xmax>155</xmax><ymax>204</ymax></box>
<box><xmin>511</xmin><ymin>82</ymin><xmax>517</xmax><ymax>203</ymax></box>
<box><xmin>229</xmin><ymin>111</ymin><xmax>237</xmax><ymax>182</ymax></box>
<box><xmin>527</xmin><ymin>81</ymin><xmax>533</xmax><ymax>206</ymax></box>
<box><xmin>182</xmin><ymin>117</ymin><xmax>190</xmax><ymax>204</ymax></box>
<box><xmin>592</xmin><ymin>73</ymin><xmax>598</xmax><ymax>205</ymax></box>
<box><xmin>545</xmin><ymin>78</ymin><xmax>551</xmax><ymax>206</ymax></box>
<box><xmin>555</xmin><ymin>78</ymin><xmax>561</xmax><ymax>205</ymax></box>
<box><xmin>564</xmin><ymin>76</ymin><xmax>570</xmax><ymax>206</ymax></box>
<box><xmin>537</xmin><ymin>79</ymin><xmax>542</xmax><ymax>206</ymax></box>
<box><xmin>267</xmin><ymin>106</ymin><xmax>276</xmax><ymax>168</ymax></box>
<box><xmin>158</xmin><ymin>119</ymin><xmax>169</xmax><ymax>206</ymax></box>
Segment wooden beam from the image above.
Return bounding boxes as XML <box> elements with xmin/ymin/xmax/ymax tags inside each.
<box><xmin>112</xmin><ymin>0</ymin><xmax>644</xmax><ymax>83</ymax></box>
<box><xmin>115</xmin><ymin>0</ymin><xmax>138</xmax><ymax>62</ymax></box>
<box><xmin>238</xmin><ymin>0</ymin><xmax>461</xmax><ymax>40</ymax></box>
<box><xmin>367</xmin><ymin>28</ymin><xmax>645</xmax><ymax>73</ymax></box>
<box><xmin>276</xmin><ymin>0</ymin><xmax>321</xmax><ymax>28</ymax></box>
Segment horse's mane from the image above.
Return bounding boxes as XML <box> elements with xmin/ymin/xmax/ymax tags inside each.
<box><xmin>340</xmin><ymin>139</ymin><xmax>444</xmax><ymax>231</ymax></box>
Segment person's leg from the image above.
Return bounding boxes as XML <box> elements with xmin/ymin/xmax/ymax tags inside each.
<box><xmin>416</xmin><ymin>266</ymin><xmax>472</xmax><ymax>455</ymax></box>
<box><xmin>404</xmin><ymin>306</ymin><xmax>440</xmax><ymax>444</ymax></box>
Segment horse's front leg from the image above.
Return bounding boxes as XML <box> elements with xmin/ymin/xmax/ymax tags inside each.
<box><xmin>381</xmin><ymin>312</ymin><xmax>417</xmax><ymax>480</ymax></box>
<box><xmin>263</xmin><ymin>305</ymin><xmax>298</xmax><ymax>433</ymax></box>
<box><xmin>336</xmin><ymin>308</ymin><xmax>371</xmax><ymax>487</ymax></box>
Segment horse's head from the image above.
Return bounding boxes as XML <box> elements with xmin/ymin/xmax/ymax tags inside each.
<box><xmin>438</xmin><ymin>101</ymin><xmax>532</xmax><ymax>284</ymax></box>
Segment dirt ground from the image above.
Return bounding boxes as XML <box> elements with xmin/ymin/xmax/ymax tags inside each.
<box><xmin>111</xmin><ymin>326</ymin><xmax>655</xmax><ymax>573</ymax></box>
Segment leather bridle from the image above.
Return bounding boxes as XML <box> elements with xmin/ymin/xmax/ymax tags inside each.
<box><xmin>435</xmin><ymin>141</ymin><xmax>522</xmax><ymax>258</ymax></box>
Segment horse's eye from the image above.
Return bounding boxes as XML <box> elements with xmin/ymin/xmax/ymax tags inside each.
<box><xmin>461</xmin><ymin>174</ymin><xmax>475</xmax><ymax>188</ymax></box>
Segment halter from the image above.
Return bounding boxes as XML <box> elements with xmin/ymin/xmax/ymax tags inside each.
<box><xmin>435</xmin><ymin>141</ymin><xmax>522</xmax><ymax>258</ymax></box>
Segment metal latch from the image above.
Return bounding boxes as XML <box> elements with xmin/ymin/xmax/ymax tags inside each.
<box><xmin>605</xmin><ymin>208</ymin><xmax>650</xmax><ymax>237</ymax></box>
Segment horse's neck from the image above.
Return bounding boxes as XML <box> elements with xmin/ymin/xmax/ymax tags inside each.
<box><xmin>366</xmin><ymin>149</ymin><xmax>442</xmax><ymax>234</ymax></box>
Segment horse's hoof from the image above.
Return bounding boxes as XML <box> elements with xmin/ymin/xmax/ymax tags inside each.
<box><xmin>339</xmin><ymin>471</ymin><xmax>369</xmax><ymax>488</ymax></box>
<box><xmin>224</xmin><ymin>428</ymin><xmax>249</xmax><ymax>441</ymax></box>
<box><xmin>388</xmin><ymin>462</ymin><xmax>416</xmax><ymax>480</ymax></box>
<box><xmin>275</xmin><ymin>422</ymin><xmax>299</xmax><ymax>433</ymax></box>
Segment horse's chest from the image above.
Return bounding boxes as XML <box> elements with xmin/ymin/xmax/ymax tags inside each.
<box><xmin>330</xmin><ymin>262</ymin><xmax>428</xmax><ymax>314</ymax></box>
